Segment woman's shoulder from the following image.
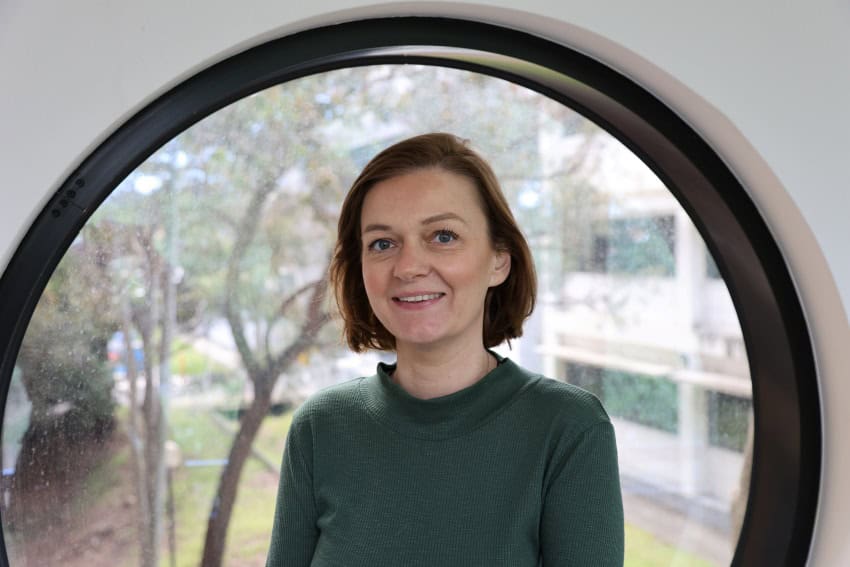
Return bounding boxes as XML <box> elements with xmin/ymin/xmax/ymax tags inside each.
<box><xmin>288</xmin><ymin>375</ymin><xmax>369</xmax><ymax>428</ymax></box>
<box><xmin>505</xmin><ymin>362</ymin><xmax>611</xmax><ymax>429</ymax></box>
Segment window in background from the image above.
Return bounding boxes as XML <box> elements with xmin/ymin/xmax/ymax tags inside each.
<box><xmin>2</xmin><ymin>65</ymin><xmax>750</xmax><ymax>567</ymax></box>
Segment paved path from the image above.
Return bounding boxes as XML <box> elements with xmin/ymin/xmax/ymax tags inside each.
<box><xmin>624</xmin><ymin>488</ymin><xmax>733</xmax><ymax>566</ymax></box>
<box><xmin>615</xmin><ymin>417</ymin><xmax>745</xmax><ymax>565</ymax></box>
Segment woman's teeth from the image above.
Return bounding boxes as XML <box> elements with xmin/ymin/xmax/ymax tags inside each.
<box><xmin>396</xmin><ymin>293</ymin><xmax>443</xmax><ymax>303</ymax></box>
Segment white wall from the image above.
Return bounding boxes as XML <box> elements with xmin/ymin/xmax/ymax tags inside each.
<box><xmin>1</xmin><ymin>1</ymin><xmax>848</xmax><ymax>563</ymax></box>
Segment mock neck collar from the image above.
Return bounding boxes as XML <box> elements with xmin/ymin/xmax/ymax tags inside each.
<box><xmin>359</xmin><ymin>354</ymin><xmax>538</xmax><ymax>440</ymax></box>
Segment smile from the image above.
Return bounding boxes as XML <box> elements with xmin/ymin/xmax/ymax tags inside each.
<box><xmin>393</xmin><ymin>293</ymin><xmax>445</xmax><ymax>303</ymax></box>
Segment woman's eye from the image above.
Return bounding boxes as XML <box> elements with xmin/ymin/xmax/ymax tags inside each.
<box><xmin>368</xmin><ymin>239</ymin><xmax>393</xmax><ymax>252</ymax></box>
<box><xmin>433</xmin><ymin>230</ymin><xmax>458</xmax><ymax>244</ymax></box>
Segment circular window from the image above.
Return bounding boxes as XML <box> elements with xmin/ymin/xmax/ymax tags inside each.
<box><xmin>0</xmin><ymin>17</ymin><xmax>819</xmax><ymax>567</ymax></box>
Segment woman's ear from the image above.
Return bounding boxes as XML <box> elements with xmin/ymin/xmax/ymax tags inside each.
<box><xmin>489</xmin><ymin>250</ymin><xmax>511</xmax><ymax>287</ymax></box>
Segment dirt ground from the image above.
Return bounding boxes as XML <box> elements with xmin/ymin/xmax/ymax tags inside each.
<box><xmin>4</xmin><ymin>431</ymin><xmax>140</xmax><ymax>567</ymax></box>
<box><xmin>3</xmin><ymin>426</ymin><xmax>282</xmax><ymax>567</ymax></box>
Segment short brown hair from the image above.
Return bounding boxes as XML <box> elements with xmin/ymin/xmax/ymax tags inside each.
<box><xmin>329</xmin><ymin>132</ymin><xmax>537</xmax><ymax>352</ymax></box>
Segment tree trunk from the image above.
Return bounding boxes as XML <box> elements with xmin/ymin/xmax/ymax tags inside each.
<box><xmin>121</xmin><ymin>300</ymin><xmax>154</xmax><ymax>567</ymax></box>
<box><xmin>200</xmin><ymin>389</ymin><xmax>273</xmax><ymax>567</ymax></box>
<box><xmin>140</xmin><ymin>323</ymin><xmax>164</xmax><ymax>567</ymax></box>
<box><xmin>136</xmin><ymin>246</ymin><xmax>166</xmax><ymax>567</ymax></box>
<box><xmin>199</xmin><ymin>174</ymin><xmax>330</xmax><ymax>566</ymax></box>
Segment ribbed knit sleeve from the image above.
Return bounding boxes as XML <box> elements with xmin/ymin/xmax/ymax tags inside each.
<box><xmin>266</xmin><ymin>411</ymin><xmax>318</xmax><ymax>567</ymax></box>
<box><xmin>540</xmin><ymin>420</ymin><xmax>624</xmax><ymax>566</ymax></box>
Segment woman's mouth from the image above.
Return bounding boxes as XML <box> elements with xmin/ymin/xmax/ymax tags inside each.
<box><xmin>393</xmin><ymin>293</ymin><xmax>445</xmax><ymax>304</ymax></box>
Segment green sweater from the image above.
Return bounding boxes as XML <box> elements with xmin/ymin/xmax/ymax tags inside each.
<box><xmin>266</xmin><ymin>357</ymin><xmax>624</xmax><ymax>566</ymax></box>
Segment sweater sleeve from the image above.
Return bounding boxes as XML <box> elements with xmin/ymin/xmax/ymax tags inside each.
<box><xmin>266</xmin><ymin>416</ymin><xmax>319</xmax><ymax>567</ymax></box>
<box><xmin>540</xmin><ymin>420</ymin><xmax>624</xmax><ymax>566</ymax></box>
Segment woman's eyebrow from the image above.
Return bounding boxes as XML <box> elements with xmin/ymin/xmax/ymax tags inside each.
<box><xmin>362</xmin><ymin>213</ymin><xmax>467</xmax><ymax>235</ymax></box>
<box><xmin>421</xmin><ymin>212</ymin><xmax>467</xmax><ymax>225</ymax></box>
<box><xmin>362</xmin><ymin>223</ymin><xmax>391</xmax><ymax>235</ymax></box>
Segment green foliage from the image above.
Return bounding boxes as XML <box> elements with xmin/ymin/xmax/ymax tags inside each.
<box><xmin>571</xmin><ymin>364</ymin><xmax>751</xmax><ymax>451</ymax></box>
<box><xmin>708</xmin><ymin>392</ymin><xmax>751</xmax><ymax>451</ymax></box>
<box><xmin>603</xmin><ymin>369</ymin><xmax>678</xmax><ymax>433</ymax></box>
<box><xmin>17</xmin><ymin>247</ymin><xmax>117</xmax><ymax>441</ymax></box>
<box><xmin>170</xmin><ymin>338</ymin><xmax>231</xmax><ymax>378</ymax></box>
<box><xmin>592</xmin><ymin>216</ymin><xmax>676</xmax><ymax>276</ymax></box>
<box><xmin>568</xmin><ymin>364</ymin><xmax>679</xmax><ymax>433</ymax></box>
<box><xmin>41</xmin><ymin>361</ymin><xmax>115</xmax><ymax>442</ymax></box>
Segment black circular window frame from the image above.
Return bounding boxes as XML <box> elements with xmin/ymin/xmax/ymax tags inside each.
<box><xmin>0</xmin><ymin>16</ymin><xmax>819</xmax><ymax>566</ymax></box>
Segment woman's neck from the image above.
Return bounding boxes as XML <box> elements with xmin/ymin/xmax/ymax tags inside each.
<box><xmin>392</xmin><ymin>341</ymin><xmax>496</xmax><ymax>400</ymax></box>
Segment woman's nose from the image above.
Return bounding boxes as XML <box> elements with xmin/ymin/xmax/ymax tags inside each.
<box><xmin>393</xmin><ymin>243</ymin><xmax>429</xmax><ymax>280</ymax></box>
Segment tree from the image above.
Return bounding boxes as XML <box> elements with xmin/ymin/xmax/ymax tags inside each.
<box><xmin>10</xmin><ymin>233</ymin><xmax>117</xmax><ymax>536</ymax></box>
<box><xmin>198</xmin><ymin>157</ymin><xmax>333</xmax><ymax>567</ymax></box>
<box><xmin>180</xmin><ymin>76</ymin><xmax>347</xmax><ymax>567</ymax></box>
<box><xmin>84</xmin><ymin>145</ymin><xmax>201</xmax><ymax>567</ymax></box>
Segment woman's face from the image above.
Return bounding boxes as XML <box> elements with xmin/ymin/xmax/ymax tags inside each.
<box><xmin>360</xmin><ymin>168</ymin><xmax>510</xmax><ymax>353</ymax></box>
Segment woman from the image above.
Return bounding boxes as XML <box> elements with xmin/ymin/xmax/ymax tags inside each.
<box><xmin>267</xmin><ymin>133</ymin><xmax>624</xmax><ymax>566</ymax></box>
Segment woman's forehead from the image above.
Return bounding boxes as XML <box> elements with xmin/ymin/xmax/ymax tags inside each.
<box><xmin>360</xmin><ymin>169</ymin><xmax>486</xmax><ymax>224</ymax></box>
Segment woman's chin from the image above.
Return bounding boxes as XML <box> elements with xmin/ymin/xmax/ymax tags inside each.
<box><xmin>392</xmin><ymin>330</ymin><xmax>451</xmax><ymax>351</ymax></box>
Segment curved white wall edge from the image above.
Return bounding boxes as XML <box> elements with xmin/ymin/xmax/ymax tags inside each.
<box><xmin>1</xmin><ymin>1</ymin><xmax>847</xmax><ymax>564</ymax></box>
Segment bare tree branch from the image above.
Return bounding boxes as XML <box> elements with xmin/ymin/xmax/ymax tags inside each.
<box><xmin>269</xmin><ymin>274</ymin><xmax>330</xmax><ymax>382</ymax></box>
<box><xmin>262</xmin><ymin>279</ymin><xmax>319</xmax><ymax>366</ymax></box>
<box><xmin>224</xmin><ymin>178</ymin><xmax>278</xmax><ymax>381</ymax></box>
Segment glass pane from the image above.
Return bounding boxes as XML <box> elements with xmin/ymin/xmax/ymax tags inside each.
<box><xmin>2</xmin><ymin>65</ymin><xmax>751</xmax><ymax>566</ymax></box>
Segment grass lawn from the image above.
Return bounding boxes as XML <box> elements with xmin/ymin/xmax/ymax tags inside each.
<box><xmin>166</xmin><ymin>408</ymin><xmax>302</xmax><ymax>566</ymax></box>
<box><xmin>625</xmin><ymin>523</ymin><xmax>718</xmax><ymax>567</ymax></box>
<box><xmin>253</xmin><ymin>412</ymin><xmax>294</xmax><ymax>464</ymax></box>
<box><xmin>168</xmin><ymin>408</ymin><xmax>275</xmax><ymax>566</ymax></box>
